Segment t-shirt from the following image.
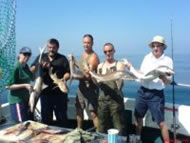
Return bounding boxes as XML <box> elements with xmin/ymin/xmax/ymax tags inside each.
<box><xmin>140</xmin><ymin>52</ymin><xmax>173</xmax><ymax>90</ymax></box>
<box><xmin>7</xmin><ymin>62</ymin><xmax>33</xmax><ymax>104</ymax></box>
<box><xmin>31</xmin><ymin>53</ymin><xmax>70</xmax><ymax>95</ymax></box>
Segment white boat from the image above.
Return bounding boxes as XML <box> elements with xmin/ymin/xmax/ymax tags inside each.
<box><xmin>1</xmin><ymin>96</ymin><xmax>190</xmax><ymax>142</ymax></box>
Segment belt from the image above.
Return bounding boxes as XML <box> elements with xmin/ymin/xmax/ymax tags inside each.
<box><xmin>141</xmin><ymin>86</ymin><xmax>163</xmax><ymax>92</ymax></box>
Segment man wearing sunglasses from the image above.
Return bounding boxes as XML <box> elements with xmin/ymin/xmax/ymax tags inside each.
<box><xmin>126</xmin><ymin>35</ymin><xmax>173</xmax><ymax>143</ymax></box>
<box><xmin>6</xmin><ymin>47</ymin><xmax>33</xmax><ymax>123</ymax></box>
<box><xmin>97</xmin><ymin>43</ymin><xmax>125</xmax><ymax>135</ymax></box>
<box><xmin>31</xmin><ymin>38</ymin><xmax>70</xmax><ymax>127</ymax></box>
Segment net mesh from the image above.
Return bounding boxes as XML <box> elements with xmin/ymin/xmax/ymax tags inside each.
<box><xmin>0</xmin><ymin>0</ymin><xmax>16</xmax><ymax>92</ymax></box>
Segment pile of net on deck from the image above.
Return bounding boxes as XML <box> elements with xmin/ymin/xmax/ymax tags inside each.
<box><xmin>0</xmin><ymin>0</ymin><xmax>16</xmax><ymax>92</ymax></box>
<box><xmin>63</xmin><ymin>128</ymin><xmax>104</xmax><ymax>143</ymax></box>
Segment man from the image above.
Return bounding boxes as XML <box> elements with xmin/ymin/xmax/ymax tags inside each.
<box><xmin>6</xmin><ymin>47</ymin><xmax>33</xmax><ymax>123</ymax></box>
<box><xmin>126</xmin><ymin>35</ymin><xmax>173</xmax><ymax>143</ymax></box>
<box><xmin>97</xmin><ymin>43</ymin><xmax>125</xmax><ymax>135</ymax></box>
<box><xmin>31</xmin><ymin>38</ymin><xmax>70</xmax><ymax>127</ymax></box>
<box><xmin>74</xmin><ymin>34</ymin><xmax>99</xmax><ymax>131</ymax></box>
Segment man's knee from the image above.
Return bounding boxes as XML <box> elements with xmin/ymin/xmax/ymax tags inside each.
<box><xmin>90</xmin><ymin>111</ymin><xmax>97</xmax><ymax>119</ymax></box>
<box><xmin>158</xmin><ymin>121</ymin><xmax>168</xmax><ymax>129</ymax></box>
<box><xmin>76</xmin><ymin>108</ymin><xmax>84</xmax><ymax>119</ymax></box>
<box><xmin>136</xmin><ymin>117</ymin><xmax>143</xmax><ymax>126</ymax></box>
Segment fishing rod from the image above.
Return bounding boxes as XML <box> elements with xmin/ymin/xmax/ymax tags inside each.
<box><xmin>170</xmin><ymin>18</ymin><xmax>179</xmax><ymax>143</ymax></box>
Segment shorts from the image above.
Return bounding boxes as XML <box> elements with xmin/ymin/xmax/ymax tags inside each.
<box><xmin>134</xmin><ymin>86</ymin><xmax>165</xmax><ymax>124</ymax></box>
<box><xmin>76</xmin><ymin>86</ymin><xmax>98</xmax><ymax>112</ymax></box>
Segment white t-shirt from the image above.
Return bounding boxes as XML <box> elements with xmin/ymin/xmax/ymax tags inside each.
<box><xmin>139</xmin><ymin>52</ymin><xmax>173</xmax><ymax>90</ymax></box>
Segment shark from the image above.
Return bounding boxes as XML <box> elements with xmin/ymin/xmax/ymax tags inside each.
<box><xmin>88</xmin><ymin>70</ymin><xmax>137</xmax><ymax>82</ymax></box>
<box><xmin>29</xmin><ymin>44</ymin><xmax>47</xmax><ymax>114</ymax></box>
<box><xmin>68</xmin><ymin>54</ymin><xmax>84</xmax><ymax>86</ymax></box>
<box><xmin>82</xmin><ymin>59</ymin><xmax>137</xmax><ymax>82</ymax></box>
<box><xmin>49</xmin><ymin>68</ymin><xmax>69</xmax><ymax>94</ymax></box>
<box><xmin>121</xmin><ymin>58</ymin><xmax>175</xmax><ymax>82</ymax></box>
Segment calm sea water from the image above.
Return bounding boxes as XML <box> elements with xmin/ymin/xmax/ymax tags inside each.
<box><xmin>1</xmin><ymin>53</ymin><xmax>190</xmax><ymax>105</ymax></box>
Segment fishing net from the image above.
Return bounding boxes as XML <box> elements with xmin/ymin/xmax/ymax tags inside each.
<box><xmin>0</xmin><ymin>0</ymin><xmax>16</xmax><ymax>92</ymax></box>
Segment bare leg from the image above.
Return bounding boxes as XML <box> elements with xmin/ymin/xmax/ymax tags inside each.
<box><xmin>136</xmin><ymin>117</ymin><xmax>143</xmax><ymax>135</ymax></box>
<box><xmin>76</xmin><ymin>108</ymin><xmax>83</xmax><ymax>129</ymax></box>
<box><xmin>90</xmin><ymin>111</ymin><xmax>99</xmax><ymax>132</ymax></box>
<box><xmin>159</xmin><ymin>122</ymin><xmax>170</xmax><ymax>143</ymax></box>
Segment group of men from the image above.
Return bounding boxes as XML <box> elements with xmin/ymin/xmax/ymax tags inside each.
<box><xmin>72</xmin><ymin>34</ymin><xmax>172</xmax><ymax>143</ymax></box>
<box><xmin>24</xmin><ymin>34</ymin><xmax>172</xmax><ymax>143</ymax></box>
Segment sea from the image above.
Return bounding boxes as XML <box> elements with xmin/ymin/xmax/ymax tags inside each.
<box><xmin>1</xmin><ymin>53</ymin><xmax>190</xmax><ymax>106</ymax></box>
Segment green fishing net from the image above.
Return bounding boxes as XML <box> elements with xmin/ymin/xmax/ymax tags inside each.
<box><xmin>0</xmin><ymin>0</ymin><xmax>16</xmax><ymax>92</ymax></box>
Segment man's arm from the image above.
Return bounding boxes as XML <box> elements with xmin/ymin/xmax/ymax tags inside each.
<box><xmin>118</xmin><ymin>62</ymin><xmax>125</xmax><ymax>72</ymax></box>
<box><xmin>88</xmin><ymin>53</ymin><xmax>99</xmax><ymax>71</ymax></box>
<box><xmin>30</xmin><ymin>55</ymin><xmax>40</xmax><ymax>73</ymax></box>
<box><xmin>63</xmin><ymin>73</ymin><xmax>70</xmax><ymax>81</ymax></box>
<box><xmin>84</xmin><ymin>53</ymin><xmax>99</xmax><ymax>80</ymax></box>
<box><xmin>62</xmin><ymin>57</ymin><xmax>70</xmax><ymax>81</ymax></box>
<box><xmin>30</xmin><ymin>66</ymin><xmax>36</xmax><ymax>73</ymax></box>
<box><xmin>6</xmin><ymin>84</ymin><xmax>32</xmax><ymax>92</ymax></box>
<box><xmin>6</xmin><ymin>67</ymin><xmax>33</xmax><ymax>92</ymax></box>
<box><xmin>159</xmin><ymin>75</ymin><xmax>172</xmax><ymax>85</ymax></box>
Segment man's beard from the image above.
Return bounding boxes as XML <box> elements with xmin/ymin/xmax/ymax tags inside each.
<box><xmin>49</xmin><ymin>52</ymin><xmax>57</xmax><ymax>58</ymax></box>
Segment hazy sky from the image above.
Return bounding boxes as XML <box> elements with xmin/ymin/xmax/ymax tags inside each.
<box><xmin>16</xmin><ymin>0</ymin><xmax>190</xmax><ymax>56</ymax></box>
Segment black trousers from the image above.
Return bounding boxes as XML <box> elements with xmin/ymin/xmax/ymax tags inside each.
<box><xmin>40</xmin><ymin>93</ymin><xmax>68</xmax><ymax>127</ymax></box>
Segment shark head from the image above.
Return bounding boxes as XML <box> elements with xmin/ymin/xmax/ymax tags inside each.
<box><xmin>67</xmin><ymin>54</ymin><xmax>74</xmax><ymax>61</ymax></box>
<box><xmin>38</xmin><ymin>43</ymin><xmax>47</xmax><ymax>63</ymax></box>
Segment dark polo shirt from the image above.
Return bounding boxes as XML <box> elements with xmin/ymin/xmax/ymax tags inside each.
<box><xmin>31</xmin><ymin>53</ymin><xmax>70</xmax><ymax>95</ymax></box>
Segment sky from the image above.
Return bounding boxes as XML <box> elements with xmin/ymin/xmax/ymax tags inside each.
<box><xmin>16</xmin><ymin>0</ymin><xmax>190</xmax><ymax>57</ymax></box>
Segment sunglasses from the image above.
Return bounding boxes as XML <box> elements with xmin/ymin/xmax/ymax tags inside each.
<box><xmin>104</xmin><ymin>49</ymin><xmax>113</xmax><ymax>54</ymax></box>
<box><xmin>23</xmin><ymin>53</ymin><xmax>31</xmax><ymax>57</ymax></box>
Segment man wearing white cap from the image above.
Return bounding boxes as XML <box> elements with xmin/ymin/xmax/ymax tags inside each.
<box><xmin>126</xmin><ymin>35</ymin><xmax>173</xmax><ymax>143</ymax></box>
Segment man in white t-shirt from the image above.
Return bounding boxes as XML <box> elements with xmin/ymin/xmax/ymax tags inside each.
<box><xmin>126</xmin><ymin>35</ymin><xmax>173</xmax><ymax>143</ymax></box>
<box><xmin>97</xmin><ymin>43</ymin><xmax>125</xmax><ymax>135</ymax></box>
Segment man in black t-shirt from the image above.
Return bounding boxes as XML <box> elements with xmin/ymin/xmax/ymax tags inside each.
<box><xmin>31</xmin><ymin>38</ymin><xmax>70</xmax><ymax>127</ymax></box>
